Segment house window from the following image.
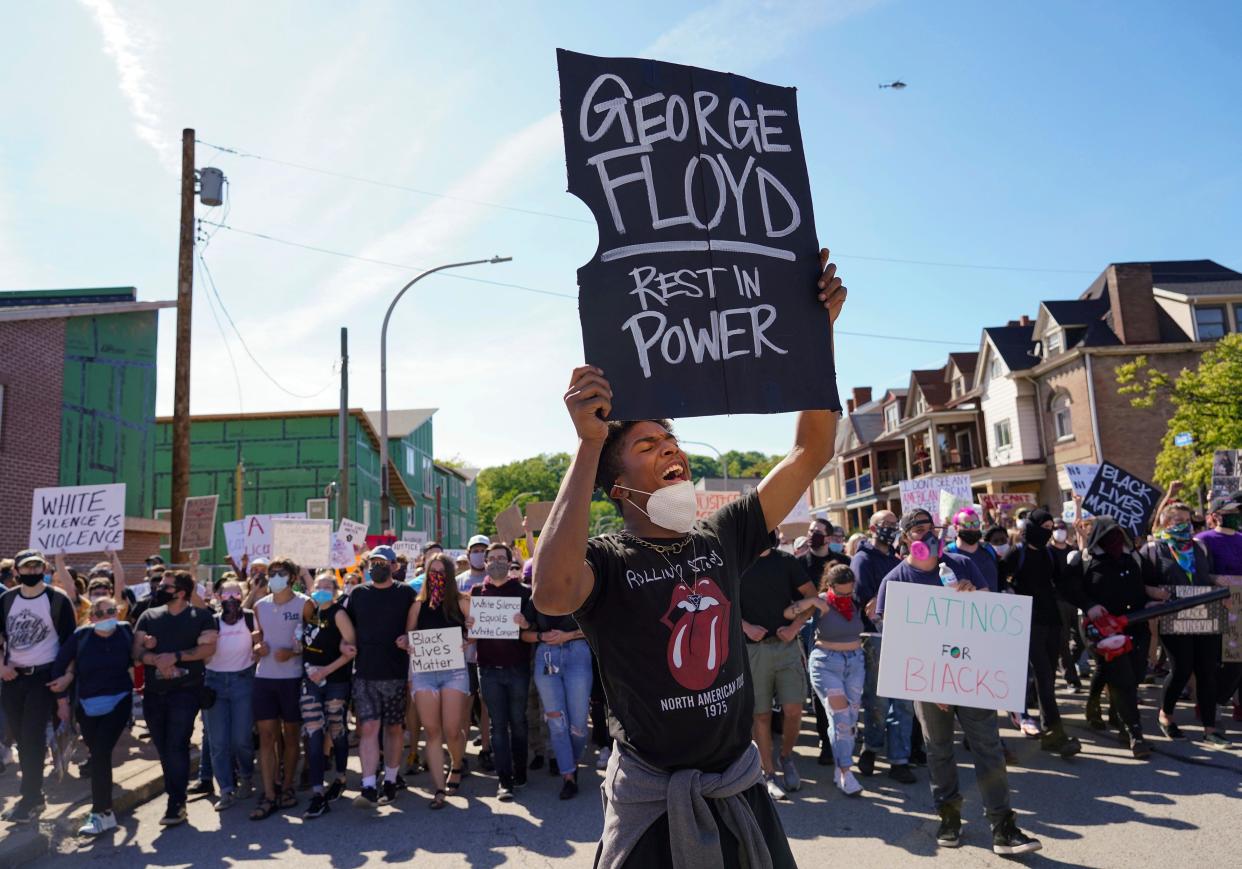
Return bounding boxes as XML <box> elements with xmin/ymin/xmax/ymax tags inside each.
<box><xmin>405</xmin><ymin>506</ymin><xmax>414</xmax><ymax>526</ymax></box>
<box><xmin>405</xmin><ymin>444</ymin><xmax>416</xmax><ymax>475</ymax></box>
<box><xmin>885</xmin><ymin>404</ymin><xmax>899</xmax><ymax>431</ymax></box>
<box><xmin>1052</xmin><ymin>393</ymin><xmax>1073</xmax><ymax>440</ymax></box>
<box><xmin>1195</xmin><ymin>306</ymin><xmax>1228</xmax><ymax>340</ymax></box>
<box><xmin>993</xmin><ymin>419</ymin><xmax>1012</xmax><ymax>449</ymax></box>
<box><xmin>990</xmin><ymin>356</ymin><xmax>1004</xmax><ymax>380</ymax></box>
<box><xmin>362</xmin><ymin>500</ymin><xmax>372</xmax><ymax>530</ymax></box>
<box><xmin>421</xmin><ymin>456</ymin><xmax>433</xmax><ymax>496</ymax></box>
<box><xmin>387</xmin><ymin>506</ymin><xmax>396</xmax><ymax>532</ymax></box>
<box><xmin>1234</xmin><ymin>303</ymin><xmax>1242</xmax><ymax>333</ymax></box>
<box><xmin>1045</xmin><ymin>330</ymin><xmax>1063</xmax><ymax>357</ymax></box>
<box><xmin>951</xmin><ymin>377</ymin><xmax>963</xmax><ymax>398</ymax></box>
<box><xmin>423</xmin><ymin>505</ymin><xmax>434</xmax><ymax>536</ymax></box>
<box><xmin>914</xmin><ymin>393</ymin><xmax>926</xmax><ymax>415</ymax></box>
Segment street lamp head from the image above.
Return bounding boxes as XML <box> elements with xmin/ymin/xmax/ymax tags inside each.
<box><xmin>489</xmin><ymin>256</ymin><xmax>513</xmax><ymax>264</ymax></box>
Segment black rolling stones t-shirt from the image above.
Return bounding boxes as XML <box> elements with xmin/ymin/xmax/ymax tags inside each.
<box><xmin>577</xmin><ymin>491</ymin><xmax>768</xmax><ymax>773</ymax></box>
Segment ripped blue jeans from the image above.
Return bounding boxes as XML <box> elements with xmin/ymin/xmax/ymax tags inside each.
<box><xmin>808</xmin><ymin>647</ymin><xmax>866</xmax><ymax>770</ymax></box>
<box><xmin>532</xmin><ymin>639</ymin><xmax>593</xmax><ymax>775</ymax></box>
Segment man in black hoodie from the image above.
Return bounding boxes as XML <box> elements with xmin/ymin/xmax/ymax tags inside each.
<box><xmin>1061</xmin><ymin>516</ymin><xmax>1162</xmax><ymax>758</ymax></box>
<box><xmin>998</xmin><ymin>508</ymin><xmax>1081</xmax><ymax>759</ymax></box>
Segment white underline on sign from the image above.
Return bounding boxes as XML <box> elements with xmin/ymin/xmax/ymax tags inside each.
<box><xmin>599</xmin><ymin>240</ymin><xmax>796</xmax><ymax>263</ymax></box>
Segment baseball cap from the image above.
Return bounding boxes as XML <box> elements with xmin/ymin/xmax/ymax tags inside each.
<box><xmin>793</xmin><ymin>536</ymin><xmax>808</xmax><ymax>550</ymax></box>
<box><xmin>900</xmin><ymin>509</ymin><xmax>934</xmax><ymax>533</ymax></box>
<box><xmin>369</xmin><ymin>545</ymin><xmax>397</xmax><ymax>563</ymax></box>
<box><xmin>467</xmin><ymin>534</ymin><xmax>491</xmax><ymax>549</ymax></box>
<box><xmin>145</xmin><ymin>554</ymin><xmax>165</xmax><ymax>566</ymax></box>
<box><xmin>250</xmin><ymin>557</ymin><xmax>270</xmax><ymax>567</ymax></box>
<box><xmin>15</xmin><ymin>549</ymin><xmax>47</xmax><ymax>568</ymax></box>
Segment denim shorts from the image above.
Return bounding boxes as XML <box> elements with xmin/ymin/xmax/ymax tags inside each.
<box><xmin>410</xmin><ymin>667</ymin><xmax>471</xmax><ymax>696</ymax></box>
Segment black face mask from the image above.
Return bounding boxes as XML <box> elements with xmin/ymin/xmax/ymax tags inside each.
<box><xmin>153</xmin><ymin>587</ymin><xmax>177</xmax><ymax>606</ymax></box>
<box><xmin>874</xmin><ymin>526</ymin><xmax>900</xmax><ymax>546</ymax></box>
<box><xmin>19</xmin><ymin>572</ymin><xmax>44</xmax><ymax>587</ymax></box>
<box><xmin>957</xmin><ymin>529</ymin><xmax>982</xmax><ymax>545</ymax></box>
<box><xmin>1024</xmin><ymin>524</ymin><xmax>1053</xmax><ymax>548</ymax></box>
<box><xmin>809</xmin><ymin>532</ymin><xmax>827</xmax><ymax>549</ymax></box>
<box><xmin>369</xmin><ymin>563</ymin><xmax>392</xmax><ymax>584</ymax></box>
<box><xmin>220</xmin><ymin>599</ymin><xmax>242</xmax><ymax>623</ymax></box>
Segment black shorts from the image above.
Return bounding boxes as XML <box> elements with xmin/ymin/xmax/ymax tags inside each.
<box><xmin>253</xmin><ymin>677</ymin><xmax>303</xmax><ymax>724</ymax></box>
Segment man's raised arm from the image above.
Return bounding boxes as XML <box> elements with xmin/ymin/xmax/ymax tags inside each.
<box><xmin>757</xmin><ymin>248</ymin><xmax>848</xmax><ymax>530</ymax></box>
<box><xmin>532</xmin><ymin>365</ymin><xmax>612</xmax><ymax>616</ymax></box>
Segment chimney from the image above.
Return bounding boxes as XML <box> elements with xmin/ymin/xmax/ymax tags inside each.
<box><xmin>1019</xmin><ymin>314</ymin><xmax>1031</xmax><ymax>326</ymax></box>
<box><xmin>846</xmin><ymin>398</ymin><xmax>856</xmax><ymax>414</ymax></box>
<box><xmin>1106</xmin><ymin>264</ymin><xmax>1160</xmax><ymax>344</ymax></box>
<box><xmin>851</xmin><ymin>386</ymin><xmax>872</xmax><ymax>409</ymax></box>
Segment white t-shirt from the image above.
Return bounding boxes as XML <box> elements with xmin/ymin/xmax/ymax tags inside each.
<box><xmin>5</xmin><ymin>591</ymin><xmax>61</xmax><ymax>667</ymax></box>
<box><xmin>208</xmin><ymin>616</ymin><xmax>255</xmax><ymax>673</ymax></box>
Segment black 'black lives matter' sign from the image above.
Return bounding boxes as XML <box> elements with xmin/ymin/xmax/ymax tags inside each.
<box><xmin>1082</xmin><ymin>461</ymin><xmax>1163</xmax><ymax>539</ymax></box>
<box><xmin>557</xmin><ymin>49</ymin><xmax>841</xmax><ymax>420</ymax></box>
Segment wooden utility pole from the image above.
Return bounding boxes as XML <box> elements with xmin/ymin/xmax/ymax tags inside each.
<box><xmin>338</xmin><ymin>327</ymin><xmax>350</xmax><ymax>522</ymax></box>
<box><xmin>170</xmin><ymin>128</ymin><xmax>195</xmax><ymax>563</ymax></box>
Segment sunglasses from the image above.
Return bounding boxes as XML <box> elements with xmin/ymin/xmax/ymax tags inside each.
<box><xmin>94</xmin><ymin>607</ymin><xmax>119</xmax><ymax>617</ymax></box>
<box><xmin>219</xmin><ymin>592</ymin><xmax>242</xmax><ymax>601</ymax></box>
<box><xmin>271</xmin><ymin>570</ymin><xmax>291</xmax><ymax>579</ymax></box>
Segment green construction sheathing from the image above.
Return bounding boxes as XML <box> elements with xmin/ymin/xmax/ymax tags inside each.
<box><xmin>59</xmin><ymin>311</ymin><xmax>159</xmax><ymax>518</ymax></box>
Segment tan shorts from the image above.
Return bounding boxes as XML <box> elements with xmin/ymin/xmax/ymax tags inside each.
<box><xmin>747</xmin><ymin>640</ymin><xmax>805</xmax><ymax>712</ymax></box>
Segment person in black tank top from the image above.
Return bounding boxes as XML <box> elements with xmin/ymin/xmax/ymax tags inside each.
<box><xmin>299</xmin><ymin>571</ymin><xmax>356</xmax><ymax>818</ymax></box>
<box><xmin>399</xmin><ymin>553</ymin><xmax>472</xmax><ymax>809</ymax></box>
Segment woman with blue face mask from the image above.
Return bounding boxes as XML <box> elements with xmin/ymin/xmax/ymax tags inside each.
<box><xmin>299</xmin><ymin>571</ymin><xmax>357</xmax><ymax>818</ymax></box>
<box><xmin>203</xmin><ymin>579</ymin><xmax>259</xmax><ymax>811</ymax></box>
<box><xmin>48</xmin><ymin>596</ymin><xmax>134</xmax><ymax>836</ymax></box>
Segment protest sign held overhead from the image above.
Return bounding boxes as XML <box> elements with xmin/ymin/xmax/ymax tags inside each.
<box><xmin>898</xmin><ymin>474</ymin><xmax>972</xmax><ymax>524</ymax></box>
<box><xmin>557</xmin><ymin>48</ymin><xmax>840</xmax><ymax>419</ymax></box>
<box><xmin>408</xmin><ymin>628</ymin><xmax>466</xmax><ymax>674</ymax></box>
<box><xmin>242</xmin><ymin>512</ymin><xmax>306</xmax><ymax>561</ymax></box>
<box><xmin>523</xmin><ymin>501</ymin><xmax>555</xmax><ymax>533</ymax></box>
<box><xmin>1065</xmin><ymin>463</ymin><xmax>1099</xmax><ymax>498</ymax></box>
<box><xmin>1081</xmin><ymin>461</ymin><xmax>1161</xmax><ymax>539</ymax></box>
<box><xmin>29</xmin><ymin>483</ymin><xmax>126</xmax><ymax>555</ymax></box>
<box><xmin>337</xmin><ymin>518</ymin><xmax>367</xmax><ymax>550</ymax></box>
<box><xmin>877</xmin><ymin>581</ymin><xmax>1032</xmax><ymax>713</ymax></box>
<box><xmin>1220</xmin><ymin>577</ymin><xmax>1242</xmax><ymax>664</ymax></box>
<box><xmin>494</xmin><ymin>505</ymin><xmax>523</xmax><ymax>542</ymax></box>
<box><xmin>179</xmin><ymin>495</ymin><xmax>219</xmax><ymax>551</ymax></box>
<box><xmin>979</xmin><ymin>492</ymin><xmax>1036</xmax><ymax>518</ymax></box>
<box><xmin>271</xmin><ymin>518</ymin><xmax>333</xmax><ymax>567</ymax></box>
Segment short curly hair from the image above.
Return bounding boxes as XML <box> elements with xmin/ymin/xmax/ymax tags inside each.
<box><xmin>594</xmin><ymin>419</ymin><xmax>674</xmax><ymax>508</ymax></box>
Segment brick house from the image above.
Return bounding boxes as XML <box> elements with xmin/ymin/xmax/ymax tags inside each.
<box><xmin>0</xmin><ymin>288</ymin><xmax>173</xmax><ymax>568</ymax></box>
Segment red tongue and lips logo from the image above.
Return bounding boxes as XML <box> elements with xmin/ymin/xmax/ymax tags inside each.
<box><xmin>661</xmin><ymin>577</ymin><xmax>730</xmax><ymax>691</ymax></box>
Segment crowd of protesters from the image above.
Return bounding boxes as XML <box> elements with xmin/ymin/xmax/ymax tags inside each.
<box><xmin>1</xmin><ymin>486</ymin><xmax>1239</xmax><ymax>852</ymax></box>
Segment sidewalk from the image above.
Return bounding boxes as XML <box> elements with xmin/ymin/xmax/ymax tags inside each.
<box><xmin>0</xmin><ymin>705</ymin><xmax>201</xmax><ymax>868</ymax></box>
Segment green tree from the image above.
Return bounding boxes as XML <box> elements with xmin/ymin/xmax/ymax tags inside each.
<box><xmin>721</xmin><ymin>450</ymin><xmax>782</xmax><ymax>480</ymax></box>
<box><xmin>1116</xmin><ymin>334</ymin><xmax>1242</xmax><ymax>494</ymax></box>
<box><xmin>686</xmin><ymin>453</ymin><xmax>722</xmax><ymax>480</ymax></box>
<box><xmin>475</xmin><ymin>453</ymin><xmax>571</xmax><ymax>533</ymax></box>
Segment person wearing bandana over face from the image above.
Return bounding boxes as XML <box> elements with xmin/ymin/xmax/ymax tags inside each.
<box><xmin>132</xmin><ymin>570</ymin><xmax>218</xmax><ymax>827</ymax></box>
<box><xmin>204</xmin><ymin>579</ymin><xmax>259</xmax><ymax>811</ymax></box>
<box><xmin>997</xmin><ymin>508</ymin><xmax>1082</xmax><ymax>759</ymax></box>
<box><xmin>49</xmin><ymin>595</ymin><xmax>134</xmax><ymax>835</ymax></box>
<box><xmin>798</xmin><ymin>516</ymin><xmax>851</xmax><ymax>766</ymax></box>
<box><xmin>875</xmin><ymin>510</ymin><xmax>1042</xmax><ymax>855</ymax></box>
<box><xmin>1142</xmin><ymin>502</ymin><xmax>1228</xmax><ymax>745</ymax></box>
<box><xmin>0</xmin><ymin>550</ymin><xmax>78</xmax><ymax>824</ymax></box>
<box><xmin>534</xmin><ymin>248</ymin><xmax>849</xmax><ymax>869</ymax></box>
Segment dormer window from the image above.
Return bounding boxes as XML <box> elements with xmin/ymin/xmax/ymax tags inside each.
<box><xmin>913</xmin><ymin>393</ymin><xmax>926</xmax><ymax>415</ymax></box>
<box><xmin>990</xmin><ymin>356</ymin><xmax>1004</xmax><ymax>380</ymax></box>
<box><xmin>1195</xmin><ymin>305</ymin><xmax>1228</xmax><ymax>340</ymax></box>
<box><xmin>885</xmin><ymin>404</ymin><xmax>899</xmax><ymax>431</ymax></box>
<box><xmin>951</xmin><ymin>376</ymin><xmax>963</xmax><ymax>397</ymax></box>
<box><xmin>1045</xmin><ymin>329</ymin><xmax>1063</xmax><ymax>357</ymax></box>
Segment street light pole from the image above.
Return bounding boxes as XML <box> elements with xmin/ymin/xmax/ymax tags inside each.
<box><xmin>380</xmin><ymin>256</ymin><xmax>512</xmax><ymax>523</ymax></box>
<box><xmin>681</xmin><ymin>439</ymin><xmax>728</xmax><ymax>489</ymax></box>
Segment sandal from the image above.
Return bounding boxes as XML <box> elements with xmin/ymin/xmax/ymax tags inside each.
<box><xmin>429</xmin><ymin>789</ymin><xmax>447</xmax><ymax>810</ymax></box>
<box><xmin>249</xmin><ymin>798</ymin><xmax>277</xmax><ymax>821</ymax></box>
<box><xmin>445</xmin><ymin>767</ymin><xmax>464</xmax><ymax>794</ymax></box>
<box><xmin>278</xmin><ymin>788</ymin><xmax>298</xmax><ymax>809</ymax></box>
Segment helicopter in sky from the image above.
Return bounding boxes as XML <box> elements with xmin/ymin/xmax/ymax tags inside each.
<box><xmin>878</xmin><ymin>80</ymin><xmax>907</xmax><ymax>90</ymax></box>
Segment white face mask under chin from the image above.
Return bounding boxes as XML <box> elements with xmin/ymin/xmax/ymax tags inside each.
<box><xmin>623</xmin><ymin>480</ymin><xmax>698</xmax><ymax>534</ymax></box>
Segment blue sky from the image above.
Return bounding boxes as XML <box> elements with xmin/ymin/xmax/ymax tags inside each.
<box><xmin>2</xmin><ymin>1</ymin><xmax>1239</xmax><ymax>467</ymax></box>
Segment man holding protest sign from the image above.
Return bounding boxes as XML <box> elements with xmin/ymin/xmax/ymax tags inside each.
<box><xmin>874</xmin><ymin>510</ymin><xmax>1042</xmax><ymax>855</ymax></box>
<box><xmin>532</xmin><ymin>244</ymin><xmax>845</xmax><ymax>866</ymax></box>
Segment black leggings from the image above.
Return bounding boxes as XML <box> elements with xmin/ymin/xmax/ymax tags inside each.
<box><xmin>1161</xmin><ymin>633</ymin><xmax>1219</xmax><ymax>729</ymax></box>
<box><xmin>1028</xmin><ymin>623</ymin><xmax>1062</xmax><ymax>727</ymax></box>
<box><xmin>1097</xmin><ymin>640</ymin><xmax>1147</xmax><ymax>735</ymax></box>
<box><xmin>77</xmin><ymin>695</ymin><xmax>133</xmax><ymax>813</ymax></box>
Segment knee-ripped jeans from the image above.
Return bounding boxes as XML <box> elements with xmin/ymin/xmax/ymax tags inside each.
<box><xmin>301</xmin><ymin>679</ymin><xmax>350</xmax><ymax>787</ymax></box>
<box><xmin>808</xmin><ymin>647</ymin><xmax>866</xmax><ymax>770</ymax></box>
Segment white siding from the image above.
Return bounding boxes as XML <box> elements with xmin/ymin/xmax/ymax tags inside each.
<box><xmin>979</xmin><ymin>348</ymin><xmax>1042</xmax><ymax>466</ymax></box>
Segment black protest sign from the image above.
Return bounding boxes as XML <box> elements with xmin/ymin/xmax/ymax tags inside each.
<box><xmin>557</xmin><ymin>49</ymin><xmax>840</xmax><ymax>420</ymax></box>
<box><xmin>1081</xmin><ymin>461</ymin><xmax>1162</xmax><ymax>539</ymax></box>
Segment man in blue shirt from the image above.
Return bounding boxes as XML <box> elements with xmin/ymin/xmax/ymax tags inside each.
<box><xmin>874</xmin><ymin>509</ymin><xmax>1041</xmax><ymax>857</ymax></box>
<box><xmin>944</xmin><ymin>507</ymin><xmax>999</xmax><ymax>592</ymax></box>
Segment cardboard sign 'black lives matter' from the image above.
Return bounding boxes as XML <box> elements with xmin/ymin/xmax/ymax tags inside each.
<box><xmin>1082</xmin><ymin>461</ymin><xmax>1162</xmax><ymax>539</ymax></box>
<box><xmin>557</xmin><ymin>49</ymin><xmax>840</xmax><ymax>419</ymax></box>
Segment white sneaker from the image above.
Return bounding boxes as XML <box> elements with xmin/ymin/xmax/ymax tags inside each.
<box><xmin>836</xmin><ymin>769</ymin><xmax>863</xmax><ymax>796</ymax></box>
<box><xmin>596</xmin><ymin>746</ymin><xmax>612</xmax><ymax>771</ymax></box>
<box><xmin>764</xmin><ymin>774</ymin><xmax>788</xmax><ymax>801</ymax></box>
<box><xmin>78</xmin><ymin>811</ymin><xmax>117</xmax><ymax>836</ymax></box>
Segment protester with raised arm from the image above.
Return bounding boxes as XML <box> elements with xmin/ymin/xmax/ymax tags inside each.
<box><xmin>533</xmin><ymin>248</ymin><xmax>845</xmax><ymax>868</ymax></box>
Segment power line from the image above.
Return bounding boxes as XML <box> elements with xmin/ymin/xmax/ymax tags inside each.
<box><xmin>197</xmin><ymin>250</ymin><xmax>339</xmax><ymax>399</ymax></box>
<box><xmin>195</xmin><ymin>255</ymin><xmax>245</xmax><ymax>414</ymax></box>
<box><xmin>200</xmin><ymin>220</ymin><xmax>976</xmax><ymax>347</ymax></box>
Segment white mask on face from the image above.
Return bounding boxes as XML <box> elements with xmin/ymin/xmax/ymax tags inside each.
<box><xmin>993</xmin><ymin>543</ymin><xmax>1011</xmax><ymax>558</ymax></box>
<box><xmin>623</xmin><ymin>480</ymin><xmax>698</xmax><ymax>534</ymax></box>
<box><xmin>1053</xmin><ymin>529</ymin><xmax>1068</xmax><ymax>543</ymax></box>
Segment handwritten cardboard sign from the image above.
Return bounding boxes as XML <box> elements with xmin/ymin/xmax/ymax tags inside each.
<box><xmin>557</xmin><ymin>48</ymin><xmax>839</xmax><ymax>420</ymax></box>
<box><xmin>330</xmin><ymin>536</ymin><xmax>357</xmax><ymax>570</ymax></box>
<box><xmin>898</xmin><ymin>475</ymin><xmax>972</xmax><ymax>525</ymax></box>
<box><xmin>523</xmin><ymin>501</ymin><xmax>555</xmax><ymax>533</ymax></box>
<box><xmin>242</xmin><ymin>512</ymin><xmax>307</xmax><ymax>561</ymax></box>
<box><xmin>1066</xmin><ymin>464</ymin><xmax>1100</xmax><ymax>498</ymax></box>
<box><xmin>695</xmin><ymin>490</ymin><xmax>742</xmax><ymax>520</ymax></box>
<box><xmin>29</xmin><ymin>483</ymin><xmax>126</xmax><ymax>555</ymax></box>
<box><xmin>271</xmin><ymin>518</ymin><xmax>334</xmax><ymax>567</ymax></box>
<box><xmin>494</xmin><ymin>505</ymin><xmax>523</xmax><ymax>543</ymax></box>
<box><xmin>180</xmin><ymin>494</ymin><xmax>219</xmax><ymax>551</ymax></box>
<box><xmin>877</xmin><ymin>581</ymin><xmax>1032</xmax><ymax>713</ymax></box>
<box><xmin>979</xmin><ymin>493</ymin><xmax>1036</xmax><ymax>516</ymax></box>
<box><xmin>223</xmin><ymin>519</ymin><xmax>246</xmax><ymax>564</ymax></box>
<box><xmin>402</xmin><ymin>530</ymin><xmax>429</xmax><ymax>544</ymax></box>
<box><xmin>1081</xmin><ymin>461</ymin><xmax>1161</xmax><ymax>539</ymax></box>
<box><xmin>1219</xmin><ymin>576</ymin><xmax>1242</xmax><ymax>663</ymax></box>
<box><xmin>1157</xmin><ymin>585</ymin><xmax>1227</xmax><ymax>635</ymax></box>
<box><xmin>407</xmin><ymin>628</ymin><xmax>466</xmax><ymax>674</ymax></box>
<box><xmin>467</xmin><ymin>595</ymin><xmax>521</xmax><ymax>640</ymax></box>
<box><xmin>337</xmin><ymin>518</ymin><xmax>368</xmax><ymax>548</ymax></box>
<box><xmin>393</xmin><ymin>541</ymin><xmax>422</xmax><ymax>562</ymax></box>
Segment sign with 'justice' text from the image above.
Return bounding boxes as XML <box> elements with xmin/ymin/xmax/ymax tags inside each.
<box><xmin>557</xmin><ymin>49</ymin><xmax>840</xmax><ymax>419</ymax></box>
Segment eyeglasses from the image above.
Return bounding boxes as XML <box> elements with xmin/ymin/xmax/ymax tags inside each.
<box><xmin>271</xmin><ymin>570</ymin><xmax>291</xmax><ymax>579</ymax></box>
<box><xmin>485</xmin><ymin>556</ymin><xmax>509</xmax><ymax>564</ymax></box>
<box><xmin>94</xmin><ymin>607</ymin><xmax>119</xmax><ymax>617</ymax></box>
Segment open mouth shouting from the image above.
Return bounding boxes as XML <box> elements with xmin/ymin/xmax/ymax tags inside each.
<box><xmin>659</xmin><ymin>461</ymin><xmax>689</xmax><ymax>484</ymax></box>
<box><xmin>660</xmin><ymin>577</ymin><xmax>730</xmax><ymax>691</ymax></box>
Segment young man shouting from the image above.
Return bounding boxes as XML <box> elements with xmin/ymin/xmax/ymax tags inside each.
<box><xmin>534</xmin><ymin>249</ymin><xmax>847</xmax><ymax>868</ymax></box>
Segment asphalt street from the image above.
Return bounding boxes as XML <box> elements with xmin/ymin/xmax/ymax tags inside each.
<box><xmin>32</xmin><ymin>689</ymin><xmax>1242</xmax><ymax>869</ymax></box>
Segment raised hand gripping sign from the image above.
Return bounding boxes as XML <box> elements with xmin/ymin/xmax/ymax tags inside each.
<box><xmin>557</xmin><ymin>49</ymin><xmax>840</xmax><ymax>419</ymax></box>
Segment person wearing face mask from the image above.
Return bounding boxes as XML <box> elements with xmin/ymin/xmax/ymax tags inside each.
<box><xmin>203</xmin><ymin>578</ymin><xmax>258</xmax><ymax>811</ymax></box>
<box><xmin>997</xmin><ymin>508</ymin><xmax>1081</xmax><ymax>757</ymax></box>
<box><xmin>1198</xmin><ymin>497</ymin><xmax>1242</xmax><ymax>720</ymax></box>
<box><xmin>132</xmin><ymin>570</ymin><xmax>219</xmax><ymax>826</ymax></box>
<box><xmin>48</xmin><ymin>595</ymin><xmax>134</xmax><ymax>835</ymax></box>
<box><xmin>1141</xmin><ymin>502</ymin><xmax>1227</xmax><ymax>745</ymax></box>
<box><xmin>1062</xmin><ymin>516</ymin><xmax>1162</xmax><ymax>756</ymax></box>
<box><xmin>875</xmin><ymin>511</ymin><xmax>1041</xmax><ymax>855</ymax></box>
<box><xmin>300</xmin><ymin>570</ymin><xmax>357</xmax><ymax>818</ymax></box>
<box><xmin>1048</xmin><ymin>518</ymin><xmax>1086</xmax><ymax>693</ymax></box>
<box><xmin>458</xmin><ymin>535</ymin><xmax>493</xmax><ymax>771</ymax></box>
<box><xmin>851</xmin><ymin>509</ymin><xmax>916</xmax><ymax>783</ymax></box>
<box><xmin>944</xmin><ymin>508</ymin><xmax>999</xmax><ymax>593</ymax></box>
<box><xmin>984</xmin><ymin>526</ymin><xmax>1011</xmax><ymax>561</ymax></box>
<box><xmin>249</xmin><ymin>556</ymin><xmax>310</xmax><ymax>819</ymax></box>
<box><xmin>0</xmin><ymin>550</ymin><xmax>78</xmax><ymax>824</ymax></box>
<box><xmin>797</xmin><ymin>517</ymin><xmax>850</xmax><ymax>763</ymax></box>
<box><xmin>344</xmin><ymin>545</ymin><xmax>419</xmax><ymax>809</ymax></box>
